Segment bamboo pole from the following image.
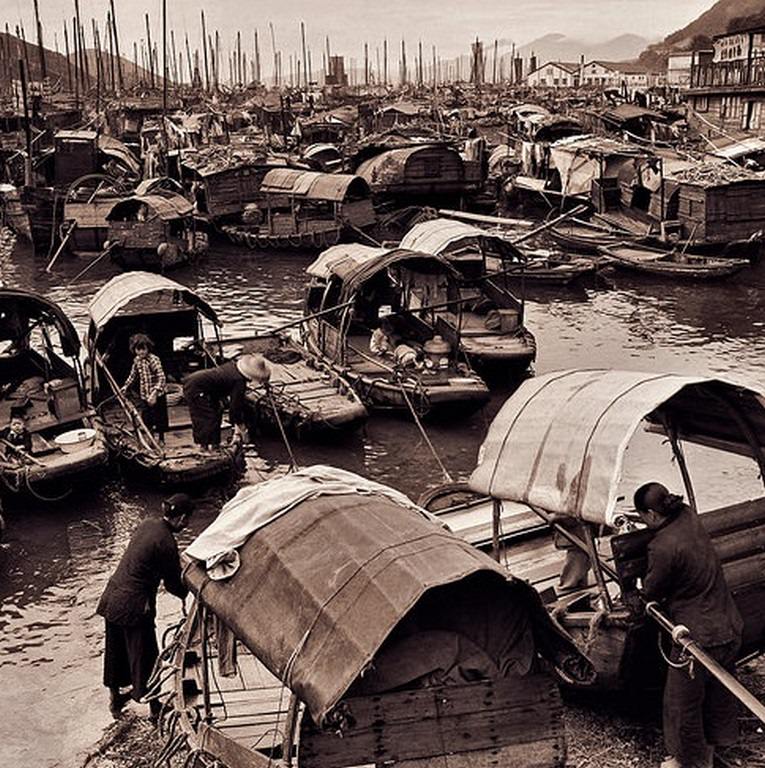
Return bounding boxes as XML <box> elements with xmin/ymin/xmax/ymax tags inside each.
<box><xmin>19</xmin><ymin>59</ymin><xmax>33</xmax><ymax>186</ymax></box>
<box><xmin>145</xmin><ymin>13</ymin><xmax>155</xmax><ymax>88</ymax></box>
<box><xmin>63</xmin><ymin>23</ymin><xmax>72</xmax><ymax>91</ymax></box>
<box><xmin>185</xmin><ymin>33</ymin><xmax>193</xmax><ymax>85</ymax></box>
<box><xmin>32</xmin><ymin>0</ymin><xmax>47</xmax><ymax>81</ymax></box>
<box><xmin>254</xmin><ymin>29</ymin><xmax>260</xmax><ymax>83</ymax></box>
<box><xmin>201</xmin><ymin>11</ymin><xmax>209</xmax><ymax>91</ymax></box>
<box><xmin>110</xmin><ymin>0</ymin><xmax>123</xmax><ymax>92</ymax></box>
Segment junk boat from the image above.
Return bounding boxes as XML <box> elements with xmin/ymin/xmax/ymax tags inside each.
<box><xmin>86</xmin><ymin>272</ymin><xmax>242</xmax><ymax>486</ymax></box>
<box><xmin>160</xmin><ymin>466</ymin><xmax>595</xmax><ymax>768</ymax></box>
<box><xmin>301</xmin><ymin>244</ymin><xmax>490</xmax><ymax>418</ymax></box>
<box><xmin>598</xmin><ymin>242</ymin><xmax>750</xmax><ymax>280</ymax></box>
<box><xmin>460</xmin><ymin>369</ymin><xmax>765</xmax><ymax>690</ymax></box>
<box><xmin>400</xmin><ymin>218</ymin><xmax>537</xmax><ymax>374</ymax></box>
<box><xmin>222</xmin><ymin>169</ymin><xmax>377</xmax><ymax>251</ymax></box>
<box><xmin>104</xmin><ymin>192</ymin><xmax>209</xmax><ymax>271</ymax></box>
<box><xmin>0</xmin><ymin>288</ymin><xmax>108</xmax><ymax>498</ymax></box>
<box><xmin>221</xmin><ymin>334</ymin><xmax>369</xmax><ymax>438</ymax></box>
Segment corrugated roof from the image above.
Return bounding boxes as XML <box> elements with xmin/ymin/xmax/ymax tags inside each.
<box><xmin>260</xmin><ymin>168</ymin><xmax>370</xmax><ymax>201</ymax></box>
<box><xmin>469</xmin><ymin>369</ymin><xmax>765</xmax><ymax>525</ymax></box>
<box><xmin>88</xmin><ymin>271</ymin><xmax>219</xmax><ymax>332</ymax></box>
<box><xmin>183</xmin><ymin>472</ymin><xmax>591</xmax><ymax>723</ymax></box>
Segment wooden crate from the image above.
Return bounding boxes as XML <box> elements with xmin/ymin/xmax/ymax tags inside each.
<box><xmin>299</xmin><ymin>675</ymin><xmax>565</xmax><ymax>768</ymax></box>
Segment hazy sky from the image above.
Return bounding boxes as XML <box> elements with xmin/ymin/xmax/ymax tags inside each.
<box><xmin>9</xmin><ymin>0</ymin><xmax>715</xmax><ymax>63</ymax></box>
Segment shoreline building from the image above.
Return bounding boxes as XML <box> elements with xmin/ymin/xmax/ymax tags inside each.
<box><xmin>688</xmin><ymin>25</ymin><xmax>765</xmax><ymax>134</ymax></box>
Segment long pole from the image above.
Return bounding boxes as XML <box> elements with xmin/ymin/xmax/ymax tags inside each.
<box><xmin>300</xmin><ymin>21</ymin><xmax>308</xmax><ymax>90</ymax></box>
<box><xmin>269</xmin><ymin>23</ymin><xmax>277</xmax><ymax>87</ymax></box>
<box><xmin>201</xmin><ymin>11</ymin><xmax>209</xmax><ymax>91</ymax></box>
<box><xmin>32</xmin><ymin>0</ymin><xmax>47</xmax><ymax>81</ymax></box>
<box><xmin>110</xmin><ymin>0</ymin><xmax>123</xmax><ymax>92</ymax></box>
<box><xmin>145</xmin><ymin>13</ymin><xmax>155</xmax><ymax>88</ymax></box>
<box><xmin>162</xmin><ymin>0</ymin><xmax>168</xmax><ymax>113</ymax></box>
<box><xmin>19</xmin><ymin>60</ymin><xmax>33</xmax><ymax>186</ymax></box>
<box><xmin>72</xmin><ymin>17</ymin><xmax>80</xmax><ymax>103</ymax></box>
<box><xmin>254</xmin><ymin>29</ymin><xmax>260</xmax><ymax>83</ymax></box>
<box><xmin>185</xmin><ymin>33</ymin><xmax>193</xmax><ymax>85</ymax></box>
<box><xmin>63</xmin><ymin>23</ymin><xmax>72</xmax><ymax>91</ymax></box>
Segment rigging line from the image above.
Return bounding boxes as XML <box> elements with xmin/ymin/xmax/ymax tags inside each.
<box><xmin>265</xmin><ymin>383</ymin><xmax>299</xmax><ymax>471</ymax></box>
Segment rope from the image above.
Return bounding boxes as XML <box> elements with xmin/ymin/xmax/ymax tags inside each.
<box><xmin>658</xmin><ymin>628</ymin><xmax>694</xmax><ymax>674</ymax></box>
<box><xmin>265</xmin><ymin>384</ymin><xmax>299</xmax><ymax>471</ymax></box>
<box><xmin>396</xmin><ymin>374</ymin><xmax>453</xmax><ymax>483</ymax></box>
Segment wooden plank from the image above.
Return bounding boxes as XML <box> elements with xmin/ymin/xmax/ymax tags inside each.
<box><xmin>299</xmin><ymin>677</ymin><xmax>562</xmax><ymax>768</ymax></box>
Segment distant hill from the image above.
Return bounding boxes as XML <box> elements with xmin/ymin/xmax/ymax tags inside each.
<box><xmin>0</xmin><ymin>31</ymin><xmax>157</xmax><ymax>89</ymax></box>
<box><xmin>640</xmin><ymin>0</ymin><xmax>765</xmax><ymax>69</ymax></box>
<box><xmin>513</xmin><ymin>33</ymin><xmax>650</xmax><ymax>65</ymax></box>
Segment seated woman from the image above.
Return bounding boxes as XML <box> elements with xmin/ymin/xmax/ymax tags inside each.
<box><xmin>370</xmin><ymin>317</ymin><xmax>400</xmax><ymax>357</ymax></box>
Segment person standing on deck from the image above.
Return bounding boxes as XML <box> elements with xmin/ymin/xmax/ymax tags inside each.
<box><xmin>122</xmin><ymin>333</ymin><xmax>168</xmax><ymax>443</ymax></box>
<box><xmin>183</xmin><ymin>354</ymin><xmax>270</xmax><ymax>452</ymax></box>
<box><xmin>634</xmin><ymin>482</ymin><xmax>743</xmax><ymax>768</ymax></box>
<box><xmin>97</xmin><ymin>494</ymin><xmax>194</xmax><ymax>721</ymax></box>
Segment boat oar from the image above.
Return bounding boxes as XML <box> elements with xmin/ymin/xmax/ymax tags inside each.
<box><xmin>45</xmin><ymin>221</ymin><xmax>77</xmax><ymax>273</ymax></box>
<box><xmin>528</xmin><ymin>505</ymin><xmax>765</xmax><ymax>723</ymax></box>
<box><xmin>345</xmin><ymin>341</ymin><xmax>453</xmax><ymax>483</ymax></box>
<box><xmin>94</xmin><ymin>352</ymin><xmax>164</xmax><ymax>458</ymax></box>
<box><xmin>508</xmin><ymin>204</ymin><xmax>590</xmax><ymax>246</ymax></box>
<box><xmin>67</xmin><ymin>241</ymin><xmax>118</xmax><ymax>285</ymax></box>
<box><xmin>220</xmin><ymin>299</ymin><xmax>357</xmax><ymax>344</ymax></box>
<box><xmin>646</xmin><ymin>601</ymin><xmax>765</xmax><ymax>725</ymax></box>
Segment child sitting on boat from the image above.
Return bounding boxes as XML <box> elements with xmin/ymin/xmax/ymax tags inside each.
<box><xmin>370</xmin><ymin>317</ymin><xmax>399</xmax><ymax>356</ymax></box>
<box><xmin>122</xmin><ymin>333</ymin><xmax>168</xmax><ymax>444</ymax></box>
<box><xmin>0</xmin><ymin>408</ymin><xmax>32</xmax><ymax>458</ymax></box>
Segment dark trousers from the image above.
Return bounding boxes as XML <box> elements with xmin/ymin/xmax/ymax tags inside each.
<box><xmin>103</xmin><ymin>619</ymin><xmax>159</xmax><ymax>700</ymax></box>
<box><xmin>187</xmin><ymin>391</ymin><xmax>222</xmax><ymax>446</ymax></box>
<box><xmin>664</xmin><ymin>640</ymin><xmax>740</xmax><ymax>765</ymax></box>
<box><xmin>137</xmin><ymin>395</ymin><xmax>168</xmax><ymax>438</ymax></box>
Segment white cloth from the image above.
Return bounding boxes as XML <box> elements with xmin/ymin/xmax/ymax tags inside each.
<box><xmin>185</xmin><ymin>465</ymin><xmax>435</xmax><ymax>577</ymax></box>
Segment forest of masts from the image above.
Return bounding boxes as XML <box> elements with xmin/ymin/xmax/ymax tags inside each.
<box><xmin>0</xmin><ymin>0</ymin><xmax>530</xmax><ymax>100</ymax></box>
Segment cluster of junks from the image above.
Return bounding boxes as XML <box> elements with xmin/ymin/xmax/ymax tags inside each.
<box><xmin>95</xmin><ymin>467</ymin><xmax>744</xmax><ymax>768</ymax></box>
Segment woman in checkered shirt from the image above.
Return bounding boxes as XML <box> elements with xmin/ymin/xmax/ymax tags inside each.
<box><xmin>123</xmin><ymin>333</ymin><xmax>168</xmax><ymax>443</ymax></box>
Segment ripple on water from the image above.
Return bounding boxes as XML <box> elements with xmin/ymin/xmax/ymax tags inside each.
<box><xmin>2</xmin><ymin>240</ymin><xmax>765</xmax><ymax>766</ymax></box>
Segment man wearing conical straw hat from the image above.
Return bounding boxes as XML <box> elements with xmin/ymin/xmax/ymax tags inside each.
<box><xmin>183</xmin><ymin>353</ymin><xmax>270</xmax><ymax>452</ymax></box>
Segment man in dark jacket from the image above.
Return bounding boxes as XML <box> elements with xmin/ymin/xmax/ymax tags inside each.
<box><xmin>183</xmin><ymin>354</ymin><xmax>270</xmax><ymax>451</ymax></box>
<box><xmin>97</xmin><ymin>494</ymin><xmax>193</xmax><ymax>719</ymax></box>
<box><xmin>634</xmin><ymin>482</ymin><xmax>743</xmax><ymax>768</ymax></box>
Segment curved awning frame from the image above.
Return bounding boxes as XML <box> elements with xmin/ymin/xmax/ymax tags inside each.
<box><xmin>469</xmin><ymin>369</ymin><xmax>765</xmax><ymax>524</ymax></box>
<box><xmin>87</xmin><ymin>271</ymin><xmax>220</xmax><ymax>341</ymax></box>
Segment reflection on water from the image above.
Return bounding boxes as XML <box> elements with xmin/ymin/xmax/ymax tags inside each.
<box><xmin>1</xmin><ymin>241</ymin><xmax>765</xmax><ymax>766</ymax></box>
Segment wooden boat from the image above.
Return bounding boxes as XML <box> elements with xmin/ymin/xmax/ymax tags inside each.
<box><xmin>598</xmin><ymin>242</ymin><xmax>749</xmax><ymax>280</ymax></box>
<box><xmin>509</xmin><ymin>251</ymin><xmax>599</xmax><ymax>284</ymax></box>
<box><xmin>104</xmin><ymin>192</ymin><xmax>209</xmax><ymax>271</ymax></box>
<box><xmin>548</xmin><ymin>218</ymin><xmax>634</xmax><ymax>255</ymax></box>
<box><xmin>222</xmin><ymin>169</ymin><xmax>376</xmax><ymax>252</ymax></box>
<box><xmin>301</xmin><ymin>245</ymin><xmax>490</xmax><ymax>418</ymax></box>
<box><xmin>161</xmin><ymin>468</ymin><xmax>595</xmax><ymax>768</ymax></box>
<box><xmin>86</xmin><ymin>272</ymin><xmax>242</xmax><ymax>486</ymax></box>
<box><xmin>467</xmin><ymin>369</ymin><xmax>765</xmax><ymax>690</ymax></box>
<box><xmin>60</xmin><ymin>174</ymin><xmax>134</xmax><ymax>256</ymax></box>
<box><xmin>399</xmin><ymin>219</ymin><xmax>537</xmax><ymax>375</ymax></box>
<box><xmin>0</xmin><ymin>289</ymin><xmax>108</xmax><ymax>498</ymax></box>
<box><xmin>221</xmin><ymin>334</ymin><xmax>368</xmax><ymax>438</ymax></box>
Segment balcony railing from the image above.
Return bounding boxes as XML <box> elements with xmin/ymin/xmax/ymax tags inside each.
<box><xmin>691</xmin><ymin>58</ymin><xmax>765</xmax><ymax>88</ymax></box>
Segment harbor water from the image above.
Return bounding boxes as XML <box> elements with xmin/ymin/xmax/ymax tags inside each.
<box><xmin>1</xmin><ymin>239</ymin><xmax>765</xmax><ymax>767</ymax></box>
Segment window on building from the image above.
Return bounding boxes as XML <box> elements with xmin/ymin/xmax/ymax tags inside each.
<box><xmin>695</xmin><ymin>95</ymin><xmax>709</xmax><ymax>112</ymax></box>
<box><xmin>553</xmin><ymin>78</ymin><xmax>559</xmax><ymax>85</ymax></box>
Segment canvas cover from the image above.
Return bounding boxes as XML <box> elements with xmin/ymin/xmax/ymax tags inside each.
<box><xmin>183</xmin><ymin>468</ymin><xmax>594</xmax><ymax>723</ymax></box>
<box><xmin>469</xmin><ymin>369</ymin><xmax>765</xmax><ymax>525</ymax></box>
<box><xmin>88</xmin><ymin>271</ymin><xmax>219</xmax><ymax>334</ymax></box>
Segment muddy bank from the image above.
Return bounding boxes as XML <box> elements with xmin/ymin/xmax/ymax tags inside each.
<box><xmin>80</xmin><ymin>657</ymin><xmax>765</xmax><ymax>768</ymax></box>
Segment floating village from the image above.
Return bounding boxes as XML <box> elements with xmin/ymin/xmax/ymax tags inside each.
<box><xmin>2</xmin><ymin>1</ymin><xmax>765</xmax><ymax>767</ymax></box>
